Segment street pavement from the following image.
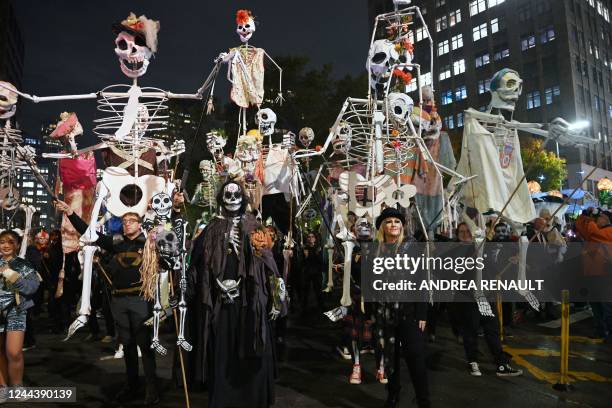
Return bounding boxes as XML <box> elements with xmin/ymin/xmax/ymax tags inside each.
<box><xmin>10</xmin><ymin>305</ymin><xmax>612</xmax><ymax>408</ymax></box>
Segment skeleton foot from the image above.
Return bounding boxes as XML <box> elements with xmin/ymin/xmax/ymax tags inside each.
<box><xmin>322</xmin><ymin>284</ymin><xmax>333</xmax><ymax>293</ymax></box>
<box><xmin>176</xmin><ymin>338</ymin><xmax>193</xmax><ymax>352</ymax></box>
<box><xmin>520</xmin><ymin>291</ymin><xmax>540</xmax><ymax>311</ymax></box>
<box><xmin>63</xmin><ymin>315</ymin><xmax>88</xmax><ymax>341</ymax></box>
<box><xmin>324</xmin><ymin>306</ymin><xmax>348</xmax><ymax>322</ymax></box>
<box><xmin>150</xmin><ymin>340</ymin><xmax>168</xmax><ymax>356</ymax></box>
<box><xmin>475</xmin><ymin>296</ymin><xmax>495</xmax><ymax>317</ymax></box>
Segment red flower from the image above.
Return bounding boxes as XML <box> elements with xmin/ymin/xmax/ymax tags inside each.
<box><xmin>393</xmin><ymin>69</ymin><xmax>412</xmax><ymax>85</ymax></box>
<box><xmin>391</xmin><ymin>140</ymin><xmax>402</xmax><ymax>149</ymax></box>
<box><xmin>315</xmin><ymin>145</ymin><xmax>322</xmax><ymax>152</ymax></box>
<box><xmin>236</xmin><ymin>9</ymin><xmax>252</xmax><ymax>25</ymax></box>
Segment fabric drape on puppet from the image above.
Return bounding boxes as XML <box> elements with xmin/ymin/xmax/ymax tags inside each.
<box><xmin>59</xmin><ymin>154</ymin><xmax>96</xmax><ymax>253</ymax></box>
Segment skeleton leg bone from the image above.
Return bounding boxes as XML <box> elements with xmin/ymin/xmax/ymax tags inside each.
<box><xmin>64</xmin><ymin>245</ymin><xmax>97</xmax><ymax>341</ymax></box>
<box><xmin>150</xmin><ymin>272</ymin><xmax>168</xmax><ymax>356</ymax></box>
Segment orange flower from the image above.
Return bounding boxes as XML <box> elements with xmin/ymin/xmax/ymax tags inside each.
<box><xmin>236</xmin><ymin>9</ymin><xmax>252</xmax><ymax>25</ymax></box>
<box><xmin>393</xmin><ymin>69</ymin><xmax>412</xmax><ymax>85</ymax></box>
<box><xmin>391</xmin><ymin>129</ymin><xmax>399</xmax><ymax>136</ymax></box>
<box><xmin>250</xmin><ymin>229</ymin><xmax>273</xmax><ymax>254</ymax></box>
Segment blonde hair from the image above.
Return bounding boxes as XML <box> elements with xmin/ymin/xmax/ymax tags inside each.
<box><xmin>374</xmin><ymin>218</ymin><xmax>404</xmax><ymax>256</ymax></box>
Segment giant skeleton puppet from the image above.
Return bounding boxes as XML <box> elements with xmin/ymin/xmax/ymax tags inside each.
<box><xmin>295</xmin><ymin>2</ymin><xmax>468</xmax><ymax>309</ymax></box>
<box><xmin>189</xmin><ymin>180</ymin><xmax>285</xmax><ymax>404</ymax></box>
<box><xmin>452</xmin><ymin>68</ymin><xmax>599</xmax><ymax>315</ymax></box>
<box><xmin>0</xmin><ymin>82</ymin><xmax>37</xmax><ymax>256</ymax></box>
<box><xmin>1</xmin><ymin>13</ymin><xmax>204</xmax><ymax>343</ymax></box>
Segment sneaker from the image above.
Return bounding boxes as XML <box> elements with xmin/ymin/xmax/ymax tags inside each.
<box><xmin>349</xmin><ymin>364</ymin><xmax>362</xmax><ymax>384</ymax></box>
<box><xmin>496</xmin><ymin>363</ymin><xmax>523</xmax><ymax>377</ymax></box>
<box><xmin>376</xmin><ymin>367</ymin><xmax>388</xmax><ymax>384</ymax></box>
<box><xmin>100</xmin><ymin>335</ymin><xmax>113</xmax><ymax>343</ymax></box>
<box><xmin>468</xmin><ymin>362</ymin><xmax>482</xmax><ymax>376</ymax></box>
<box><xmin>336</xmin><ymin>346</ymin><xmax>351</xmax><ymax>360</ymax></box>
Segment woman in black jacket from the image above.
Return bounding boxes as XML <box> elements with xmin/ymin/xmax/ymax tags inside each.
<box><xmin>371</xmin><ymin>208</ymin><xmax>430</xmax><ymax>408</ymax></box>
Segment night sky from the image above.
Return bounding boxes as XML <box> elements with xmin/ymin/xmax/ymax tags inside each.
<box><xmin>11</xmin><ymin>0</ymin><xmax>369</xmax><ymax>140</ymax></box>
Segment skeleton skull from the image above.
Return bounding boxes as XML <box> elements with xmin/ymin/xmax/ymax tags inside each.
<box><xmin>367</xmin><ymin>39</ymin><xmax>399</xmax><ymax>88</ymax></box>
<box><xmin>151</xmin><ymin>192</ymin><xmax>172</xmax><ymax>217</ymax></box>
<box><xmin>386</xmin><ymin>93</ymin><xmax>414</xmax><ymax>126</ymax></box>
<box><xmin>199</xmin><ymin>160</ymin><xmax>215</xmax><ymax>178</ymax></box>
<box><xmin>114</xmin><ymin>31</ymin><xmax>152</xmax><ymax>78</ymax></box>
<box><xmin>222</xmin><ymin>182</ymin><xmax>243</xmax><ymax>213</ymax></box>
<box><xmin>298</xmin><ymin>127</ymin><xmax>315</xmax><ymax>148</ymax></box>
<box><xmin>235</xmin><ymin>135</ymin><xmax>261</xmax><ymax>173</ymax></box>
<box><xmin>206</xmin><ymin>131</ymin><xmax>227</xmax><ymax>156</ymax></box>
<box><xmin>332</xmin><ymin>123</ymin><xmax>352</xmax><ymax>155</ymax></box>
<box><xmin>236</xmin><ymin>12</ymin><xmax>256</xmax><ymax>43</ymax></box>
<box><xmin>0</xmin><ymin>82</ymin><xmax>18</xmax><ymax>119</ymax></box>
<box><xmin>355</xmin><ymin>217</ymin><xmax>373</xmax><ymax>240</ymax></box>
<box><xmin>489</xmin><ymin>69</ymin><xmax>523</xmax><ymax>112</ymax></box>
<box><xmin>156</xmin><ymin>228</ymin><xmax>180</xmax><ymax>257</ymax></box>
<box><xmin>256</xmin><ymin>108</ymin><xmax>277</xmax><ymax>136</ymax></box>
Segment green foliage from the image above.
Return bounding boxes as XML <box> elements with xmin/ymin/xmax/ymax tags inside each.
<box><xmin>521</xmin><ymin>138</ymin><xmax>567</xmax><ymax>191</ymax></box>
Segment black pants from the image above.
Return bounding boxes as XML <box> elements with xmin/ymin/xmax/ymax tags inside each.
<box><xmin>458</xmin><ymin>302</ymin><xmax>506</xmax><ymax>365</ymax></box>
<box><xmin>388</xmin><ymin>319</ymin><xmax>430</xmax><ymax>408</ymax></box>
<box><xmin>111</xmin><ymin>295</ymin><xmax>157</xmax><ymax>388</ymax></box>
<box><xmin>301</xmin><ymin>273</ymin><xmax>323</xmax><ymax>311</ymax></box>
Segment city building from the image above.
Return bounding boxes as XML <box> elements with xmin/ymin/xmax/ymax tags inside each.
<box><xmin>0</xmin><ymin>0</ymin><xmax>24</xmax><ymax>91</ymax></box>
<box><xmin>368</xmin><ymin>0</ymin><xmax>612</xmax><ymax>196</ymax></box>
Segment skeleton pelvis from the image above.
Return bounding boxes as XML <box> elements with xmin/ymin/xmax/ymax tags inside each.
<box><xmin>103</xmin><ymin>167</ymin><xmax>165</xmax><ymax>217</ymax></box>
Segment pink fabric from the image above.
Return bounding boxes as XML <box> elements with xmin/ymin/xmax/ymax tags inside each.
<box><xmin>50</xmin><ymin>113</ymin><xmax>79</xmax><ymax>138</ymax></box>
<box><xmin>59</xmin><ymin>154</ymin><xmax>96</xmax><ymax>190</ymax></box>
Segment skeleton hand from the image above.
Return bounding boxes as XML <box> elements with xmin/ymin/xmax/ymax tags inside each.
<box><xmin>275</xmin><ymin>92</ymin><xmax>285</xmax><ymax>106</ymax></box>
<box><xmin>269</xmin><ymin>306</ymin><xmax>280</xmax><ymax>321</ymax></box>
<box><xmin>324</xmin><ymin>306</ymin><xmax>348</xmax><ymax>322</ymax></box>
<box><xmin>214</xmin><ymin>52</ymin><xmax>231</xmax><ymax>64</ymax></box>
<box><xmin>475</xmin><ymin>295</ymin><xmax>495</xmax><ymax>317</ymax></box>
<box><xmin>519</xmin><ymin>290</ymin><xmax>540</xmax><ymax>311</ymax></box>
<box><xmin>548</xmin><ymin>118</ymin><xmax>598</xmax><ymax>147</ymax></box>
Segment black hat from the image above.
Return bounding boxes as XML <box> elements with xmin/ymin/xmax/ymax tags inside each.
<box><xmin>375</xmin><ymin>207</ymin><xmax>405</xmax><ymax>230</ymax></box>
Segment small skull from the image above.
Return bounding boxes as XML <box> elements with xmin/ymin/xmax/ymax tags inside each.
<box><xmin>156</xmin><ymin>229</ymin><xmax>180</xmax><ymax>256</ymax></box>
<box><xmin>222</xmin><ymin>182</ymin><xmax>243</xmax><ymax>213</ymax></box>
<box><xmin>355</xmin><ymin>217</ymin><xmax>373</xmax><ymax>240</ymax></box>
<box><xmin>206</xmin><ymin>130</ymin><xmax>227</xmax><ymax>156</ymax></box>
<box><xmin>298</xmin><ymin>127</ymin><xmax>315</xmax><ymax>148</ymax></box>
<box><xmin>199</xmin><ymin>159</ymin><xmax>215</xmax><ymax>178</ymax></box>
<box><xmin>114</xmin><ymin>31</ymin><xmax>152</xmax><ymax>78</ymax></box>
<box><xmin>151</xmin><ymin>192</ymin><xmax>172</xmax><ymax>217</ymax></box>
<box><xmin>489</xmin><ymin>69</ymin><xmax>523</xmax><ymax>112</ymax></box>
<box><xmin>235</xmin><ymin>135</ymin><xmax>261</xmax><ymax>173</ymax></box>
<box><xmin>0</xmin><ymin>82</ymin><xmax>18</xmax><ymax>119</ymax></box>
<box><xmin>386</xmin><ymin>93</ymin><xmax>414</xmax><ymax>127</ymax></box>
<box><xmin>332</xmin><ymin>123</ymin><xmax>352</xmax><ymax>155</ymax></box>
<box><xmin>256</xmin><ymin>108</ymin><xmax>277</xmax><ymax>136</ymax></box>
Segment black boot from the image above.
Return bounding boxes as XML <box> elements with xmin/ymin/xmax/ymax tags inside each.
<box><xmin>144</xmin><ymin>384</ymin><xmax>160</xmax><ymax>406</ymax></box>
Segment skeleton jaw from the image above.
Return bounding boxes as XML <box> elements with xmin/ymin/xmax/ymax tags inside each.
<box><xmin>119</xmin><ymin>57</ymin><xmax>150</xmax><ymax>78</ymax></box>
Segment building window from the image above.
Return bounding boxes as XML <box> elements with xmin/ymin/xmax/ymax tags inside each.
<box><xmin>521</xmin><ymin>34</ymin><xmax>536</xmax><ymax>50</ymax></box>
<box><xmin>470</xmin><ymin>0</ymin><xmax>487</xmax><ymax>16</ymax></box>
<box><xmin>490</xmin><ymin>18</ymin><xmax>501</xmax><ymax>34</ymax></box>
<box><xmin>473</xmin><ymin>23</ymin><xmax>488</xmax><ymax>41</ymax></box>
<box><xmin>526</xmin><ymin>91</ymin><xmax>541</xmax><ymax>109</ymax></box>
<box><xmin>438</xmin><ymin>40</ymin><xmax>450</xmax><ymax>56</ymax></box>
<box><xmin>493</xmin><ymin>47</ymin><xmax>510</xmax><ymax>60</ymax></box>
<box><xmin>588</xmin><ymin>40</ymin><xmax>593</xmax><ymax>54</ymax></box>
<box><xmin>435</xmin><ymin>0</ymin><xmax>446</xmax><ymax>7</ymax></box>
<box><xmin>443</xmin><ymin>116</ymin><xmax>455</xmax><ymax>129</ymax></box>
<box><xmin>436</xmin><ymin>16</ymin><xmax>448</xmax><ymax>32</ymax></box>
<box><xmin>442</xmin><ymin>90</ymin><xmax>453</xmax><ymax>105</ymax></box>
<box><xmin>475</xmin><ymin>52</ymin><xmax>490</xmax><ymax>67</ymax></box>
<box><xmin>455</xmin><ymin>85</ymin><xmax>468</xmax><ymax>100</ymax></box>
<box><xmin>416</xmin><ymin>27</ymin><xmax>429</xmax><ymax>42</ymax></box>
<box><xmin>540</xmin><ymin>26</ymin><xmax>555</xmax><ymax>43</ymax></box>
<box><xmin>457</xmin><ymin>112</ymin><xmax>464</xmax><ymax>127</ymax></box>
<box><xmin>439</xmin><ymin>64</ymin><xmax>452</xmax><ymax>80</ymax></box>
<box><xmin>453</xmin><ymin>59</ymin><xmax>466</xmax><ymax>74</ymax></box>
<box><xmin>544</xmin><ymin>85</ymin><xmax>560</xmax><ymax>104</ymax></box>
<box><xmin>518</xmin><ymin>4</ymin><xmax>531</xmax><ymax>21</ymax></box>
<box><xmin>488</xmin><ymin>0</ymin><xmax>506</xmax><ymax>6</ymax></box>
<box><xmin>478</xmin><ymin>79</ymin><xmax>491</xmax><ymax>94</ymax></box>
<box><xmin>451</xmin><ymin>34</ymin><xmax>464</xmax><ymax>50</ymax></box>
<box><xmin>449</xmin><ymin>9</ymin><xmax>462</xmax><ymax>26</ymax></box>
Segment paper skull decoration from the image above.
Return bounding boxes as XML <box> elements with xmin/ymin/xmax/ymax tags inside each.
<box><xmin>199</xmin><ymin>159</ymin><xmax>215</xmax><ymax>178</ymax></box>
<box><xmin>156</xmin><ymin>228</ymin><xmax>180</xmax><ymax>257</ymax></box>
<box><xmin>355</xmin><ymin>217</ymin><xmax>373</xmax><ymax>240</ymax></box>
<box><xmin>298</xmin><ymin>127</ymin><xmax>315</xmax><ymax>148</ymax></box>
<box><xmin>367</xmin><ymin>39</ymin><xmax>399</xmax><ymax>88</ymax></box>
<box><xmin>332</xmin><ymin>123</ymin><xmax>352</xmax><ymax>155</ymax></box>
<box><xmin>151</xmin><ymin>192</ymin><xmax>172</xmax><ymax>218</ymax></box>
<box><xmin>112</xmin><ymin>13</ymin><xmax>160</xmax><ymax>78</ymax></box>
<box><xmin>386</xmin><ymin>93</ymin><xmax>414</xmax><ymax>127</ymax></box>
<box><xmin>489</xmin><ymin>68</ymin><xmax>523</xmax><ymax>112</ymax></box>
<box><xmin>256</xmin><ymin>108</ymin><xmax>277</xmax><ymax>136</ymax></box>
<box><xmin>219</xmin><ymin>181</ymin><xmax>244</xmax><ymax>214</ymax></box>
<box><xmin>236</xmin><ymin>10</ymin><xmax>256</xmax><ymax>43</ymax></box>
<box><xmin>206</xmin><ymin>130</ymin><xmax>227</xmax><ymax>155</ymax></box>
<box><xmin>0</xmin><ymin>82</ymin><xmax>18</xmax><ymax>120</ymax></box>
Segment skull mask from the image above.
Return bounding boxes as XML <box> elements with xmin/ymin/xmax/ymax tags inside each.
<box><xmin>367</xmin><ymin>39</ymin><xmax>399</xmax><ymax>88</ymax></box>
<box><xmin>332</xmin><ymin>123</ymin><xmax>352</xmax><ymax>155</ymax></box>
<box><xmin>0</xmin><ymin>82</ymin><xmax>18</xmax><ymax>119</ymax></box>
<box><xmin>151</xmin><ymin>192</ymin><xmax>172</xmax><ymax>218</ymax></box>
<box><xmin>199</xmin><ymin>160</ymin><xmax>215</xmax><ymax>178</ymax></box>
<box><xmin>206</xmin><ymin>131</ymin><xmax>227</xmax><ymax>156</ymax></box>
<box><xmin>493</xmin><ymin>222</ymin><xmax>512</xmax><ymax>241</ymax></box>
<box><xmin>236</xmin><ymin>10</ymin><xmax>256</xmax><ymax>43</ymax></box>
<box><xmin>386</xmin><ymin>93</ymin><xmax>414</xmax><ymax>127</ymax></box>
<box><xmin>114</xmin><ymin>31</ymin><xmax>152</xmax><ymax>78</ymax></box>
<box><xmin>355</xmin><ymin>217</ymin><xmax>373</xmax><ymax>240</ymax></box>
<box><xmin>298</xmin><ymin>127</ymin><xmax>315</xmax><ymax>148</ymax></box>
<box><xmin>256</xmin><ymin>108</ymin><xmax>277</xmax><ymax>136</ymax></box>
<box><xmin>156</xmin><ymin>229</ymin><xmax>180</xmax><ymax>257</ymax></box>
<box><xmin>221</xmin><ymin>182</ymin><xmax>244</xmax><ymax>214</ymax></box>
<box><xmin>489</xmin><ymin>69</ymin><xmax>523</xmax><ymax>112</ymax></box>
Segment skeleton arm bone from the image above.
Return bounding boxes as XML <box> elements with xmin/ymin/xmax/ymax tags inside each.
<box><xmin>0</xmin><ymin>83</ymin><xmax>97</xmax><ymax>103</ymax></box>
<box><xmin>262</xmin><ymin>49</ymin><xmax>284</xmax><ymax>105</ymax></box>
